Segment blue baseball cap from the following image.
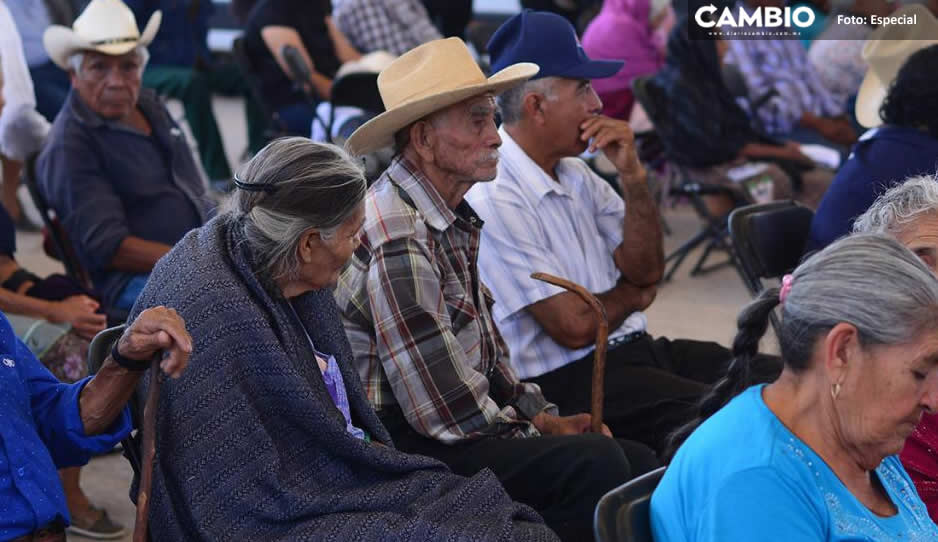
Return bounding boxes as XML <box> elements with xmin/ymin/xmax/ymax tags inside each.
<box><xmin>487</xmin><ymin>10</ymin><xmax>624</xmax><ymax>80</ymax></box>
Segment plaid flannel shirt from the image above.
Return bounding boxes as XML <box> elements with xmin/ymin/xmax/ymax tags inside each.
<box><xmin>335</xmin><ymin>156</ymin><xmax>556</xmax><ymax>443</ymax></box>
<box><xmin>333</xmin><ymin>0</ymin><xmax>442</xmax><ymax>56</ymax></box>
<box><xmin>726</xmin><ymin>2</ymin><xmax>841</xmax><ymax>135</ymax></box>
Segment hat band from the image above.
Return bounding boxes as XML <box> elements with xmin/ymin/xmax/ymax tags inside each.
<box><xmin>88</xmin><ymin>36</ymin><xmax>139</xmax><ymax>47</ymax></box>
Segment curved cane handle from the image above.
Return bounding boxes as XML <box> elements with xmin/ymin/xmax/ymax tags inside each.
<box><xmin>531</xmin><ymin>272</ymin><xmax>608</xmax><ymax>434</ymax></box>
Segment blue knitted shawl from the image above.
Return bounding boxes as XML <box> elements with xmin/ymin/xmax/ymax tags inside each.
<box><xmin>129</xmin><ymin>215</ymin><xmax>557</xmax><ymax>541</ymax></box>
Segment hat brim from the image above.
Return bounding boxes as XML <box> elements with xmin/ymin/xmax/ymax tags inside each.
<box><xmin>345</xmin><ymin>62</ymin><xmax>539</xmax><ymax>155</ymax></box>
<box><xmin>44</xmin><ymin>11</ymin><xmax>162</xmax><ymax>70</ymax></box>
<box><xmin>552</xmin><ymin>59</ymin><xmax>625</xmax><ymax>80</ymax></box>
<box><xmin>855</xmin><ymin>69</ymin><xmax>887</xmax><ymax>129</ymax></box>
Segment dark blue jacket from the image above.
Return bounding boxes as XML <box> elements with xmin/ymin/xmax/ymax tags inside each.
<box><xmin>36</xmin><ymin>89</ymin><xmax>212</xmax><ymax>306</ymax></box>
<box><xmin>125</xmin><ymin>0</ymin><xmax>214</xmax><ymax>67</ymax></box>
<box><xmin>808</xmin><ymin>125</ymin><xmax>938</xmax><ymax>251</ymax></box>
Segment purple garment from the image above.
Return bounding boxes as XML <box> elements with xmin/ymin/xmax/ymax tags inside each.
<box><xmin>581</xmin><ymin>0</ymin><xmax>666</xmax><ymax>119</ymax></box>
<box><xmin>319</xmin><ymin>352</ymin><xmax>367</xmax><ymax>440</ymax></box>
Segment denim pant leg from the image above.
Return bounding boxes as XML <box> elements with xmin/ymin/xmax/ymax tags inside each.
<box><xmin>29</xmin><ymin>62</ymin><xmax>71</xmax><ymax>122</ymax></box>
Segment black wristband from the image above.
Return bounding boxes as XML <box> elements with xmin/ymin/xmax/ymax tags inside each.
<box><xmin>110</xmin><ymin>342</ymin><xmax>151</xmax><ymax>372</ymax></box>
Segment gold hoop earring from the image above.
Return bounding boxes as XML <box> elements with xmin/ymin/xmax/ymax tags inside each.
<box><xmin>830</xmin><ymin>382</ymin><xmax>842</xmax><ymax>400</ymax></box>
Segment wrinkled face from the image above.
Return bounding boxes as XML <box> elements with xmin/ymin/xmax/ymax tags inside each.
<box><xmin>298</xmin><ymin>204</ymin><xmax>365</xmax><ymax>289</ymax></box>
<box><xmin>70</xmin><ymin>50</ymin><xmax>143</xmax><ymax>120</ymax></box>
<box><xmin>836</xmin><ymin>330</ymin><xmax>938</xmax><ymax>465</ymax></box>
<box><xmin>539</xmin><ymin>78</ymin><xmax>603</xmax><ymax>157</ymax></box>
<box><xmin>895</xmin><ymin>213</ymin><xmax>938</xmax><ymax>275</ymax></box>
<box><xmin>426</xmin><ymin>93</ymin><xmax>502</xmax><ymax>183</ymax></box>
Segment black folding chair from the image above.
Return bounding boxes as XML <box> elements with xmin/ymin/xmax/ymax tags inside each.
<box><xmin>728</xmin><ymin>201</ymin><xmax>815</xmax><ymax>331</ymax></box>
<box><xmin>22</xmin><ymin>153</ymin><xmax>129</xmax><ymax>325</ymax></box>
<box><xmin>631</xmin><ymin>76</ymin><xmax>748</xmax><ymax>281</ymax></box>
<box><xmin>231</xmin><ymin>37</ymin><xmax>291</xmax><ymax>142</ymax></box>
<box><xmin>21</xmin><ymin>153</ymin><xmax>92</xmax><ymax>289</ymax></box>
<box><xmin>594</xmin><ymin>466</ymin><xmax>666</xmax><ymax>542</ymax></box>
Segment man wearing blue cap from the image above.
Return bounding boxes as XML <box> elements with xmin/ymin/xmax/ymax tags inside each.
<box><xmin>337</xmin><ymin>37</ymin><xmax>659</xmax><ymax>542</ymax></box>
<box><xmin>467</xmin><ymin>10</ymin><xmax>780</xmax><ymax>455</ymax></box>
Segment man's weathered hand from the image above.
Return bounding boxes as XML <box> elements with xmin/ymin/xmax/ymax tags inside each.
<box><xmin>117</xmin><ymin>306</ymin><xmax>192</xmax><ymax>378</ymax></box>
<box><xmin>579</xmin><ymin>116</ymin><xmax>645</xmax><ymax>183</ymax></box>
<box><xmin>533</xmin><ymin>412</ymin><xmax>613</xmax><ymax>437</ymax></box>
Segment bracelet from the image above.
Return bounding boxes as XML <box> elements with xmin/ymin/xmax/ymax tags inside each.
<box><xmin>110</xmin><ymin>342</ymin><xmax>152</xmax><ymax>372</ymax></box>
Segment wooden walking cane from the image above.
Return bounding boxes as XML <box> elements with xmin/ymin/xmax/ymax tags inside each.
<box><xmin>133</xmin><ymin>354</ymin><xmax>163</xmax><ymax>542</ymax></box>
<box><xmin>531</xmin><ymin>272</ymin><xmax>608</xmax><ymax>434</ymax></box>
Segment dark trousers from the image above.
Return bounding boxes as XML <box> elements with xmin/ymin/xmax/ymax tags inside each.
<box><xmin>529</xmin><ymin>335</ymin><xmax>782</xmax><ymax>454</ymax></box>
<box><xmin>142</xmin><ymin>62</ymin><xmax>267</xmax><ymax>180</ymax></box>
<box><xmin>30</xmin><ymin>61</ymin><xmax>71</xmax><ymax>122</ymax></box>
<box><xmin>421</xmin><ymin>0</ymin><xmax>473</xmax><ymax>37</ymax></box>
<box><xmin>385</xmin><ymin>415</ymin><xmax>658</xmax><ymax>542</ymax></box>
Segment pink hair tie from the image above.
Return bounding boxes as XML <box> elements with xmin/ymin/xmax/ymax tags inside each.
<box><xmin>779</xmin><ymin>274</ymin><xmax>794</xmax><ymax>304</ymax></box>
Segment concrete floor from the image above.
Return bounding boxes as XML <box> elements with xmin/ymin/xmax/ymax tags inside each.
<box><xmin>11</xmin><ymin>97</ymin><xmax>772</xmax><ymax>541</ymax></box>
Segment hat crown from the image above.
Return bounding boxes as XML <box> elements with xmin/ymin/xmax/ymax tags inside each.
<box><xmin>862</xmin><ymin>5</ymin><xmax>938</xmax><ymax>85</ymax></box>
<box><xmin>488</xmin><ymin>10</ymin><xmax>585</xmax><ymax>77</ymax></box>
<box><xmin>72</xmin><ymin>0</ymin><xmax>141</xmax><ymax>43</ymax></box>
<box><xmin>377</xmin><ymin>38</ymin><xmax>487</xmax><ymax>111</ymax></box>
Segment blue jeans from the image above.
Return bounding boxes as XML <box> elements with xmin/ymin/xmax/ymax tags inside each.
<box><xmin>114</xmin><ymin>274</ymin><xmax>150</xmax><ymax>311</ymax></box>
<box><xmin>29</xmin><ymin>61</ymin><xmax>71</xmax><ymax>122</ymax></box>
<box><xmin>276</xmin><ymin>102</ymin><xmax>316</xmax><ymax>136</ymax></box>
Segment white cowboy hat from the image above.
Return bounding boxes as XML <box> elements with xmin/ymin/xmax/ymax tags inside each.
<box><xmin>345</xmin><ymin>37</ymin><xmax>538</xmax><ymax>155</ymax></box>
<box><xmin>43</xmin><ymin>0</ymin><xmax>162</xmax><ymax>71</ymax></box>
<box><xmin>855</xmin><ymin>4</ymin><xmax>938</xmax><ymax>128</ymax></box>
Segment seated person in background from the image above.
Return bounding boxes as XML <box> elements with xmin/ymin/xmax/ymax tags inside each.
<box><xmin>581</xmin><ymin>0</ymin><xmax>673</xmax><ymax>121</ymax></box>
<box><xmin>652</xmin><ymin>234</ymin><xmax>938</xmax><ymax>541</ymax></box>
<box><xmin>0</xmin><ymin>201</ymin><xmax>120</xmax><ymax>539</ymax></box>
<box><xmin>242</xmin><ymin>0</ymin><xmax>361</xmax><ymax>135</ymax></box>
<box><xmin>36</xmin><ymin>0</ymin><xmax>212</xmax><ymax>312</ymax></box>
<box><xmin>336</xmin><ymin>38</ymin><xmax>658</xmax><ymax>542</ymax></box>
<box><xmin>650</xmin><ymin>21</ymin><xmax>832</xmax><ymax>209</ymax></box>
<box><xmin>126</xmin><ymin>0</ymin><xmax>266</xmax><ymax>181</ymax></box>
<box><xmin>5</xmin><ymin>0</ymin><xmax>74</xmax><ymax>122</ymax></box>
<box><xmin>128</xmin><ymin>137</ymin><xmax>559</xmax><ymax>542</ymax></box>
<box><xmin>853</xmin><ymin>175</ymin><xmax>938</xmax><ymax>523</ymax></box>
<box><xmin>0</xmin><ymin>306</ymin><xmax>189</xmax><ymax>542</ymax></box>
<box><xmin>808</xmin><ymin>9</ymin><xmax>938</xmax><ymax>251</ymax></box>
<box><xmin>726</xmin><ymin>0</ymin><xmax>857</xmax><ymax>150</ymax></box>
<box><xmin>807</xmin><ymin>0</ymin><xmax>895</xmax><ymax>120</ymax></box>
<box><xmin>0</xmin><ymin>0</ymin><xmax>50</xmax><ymax>222</ymax></box>
<box><xmin>333</xmin><ymin>0</ymin><xmax>441</xmax><ymax>56</ymax></box>
<box><xmin>420</xmin><ymin>0</ymin><xmax>472</xmax><ymax>38</ymax></box>
<box><xmin>468</xmin><ymin>12</ymin><xmax>780</xmax><ymax>456</ymax></box>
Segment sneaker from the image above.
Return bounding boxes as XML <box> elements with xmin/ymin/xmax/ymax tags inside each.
<box><xmin>66</xmin><ymin>506</ymin><xmax>126</xmax><ymax>540</ymax></box>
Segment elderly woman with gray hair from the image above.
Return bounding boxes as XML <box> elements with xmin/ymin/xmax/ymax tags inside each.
<box><xmin>127</xmin><ymin>137</ymin><xmax>557</xmax><ymax>541</ymax></box>
<box><xmin>651</xmin><ymin>233</ymin><xmax>938</xmax><ymax>540</ymax></box>
<box><xmin>854</xmin><ymin>174</ymin><xmax>938</xmax><ymax>523</ymax></box>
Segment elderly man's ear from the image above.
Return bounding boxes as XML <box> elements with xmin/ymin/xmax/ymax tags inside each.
<box><xmin>522</xmin><ymin>93</ymin><xmax>547</xmax><ymax>126</ymax></box>
<box><xmin>409</xmin><ymin>121</ymin><xmax>438</xmax><ymax>163</ymax></box>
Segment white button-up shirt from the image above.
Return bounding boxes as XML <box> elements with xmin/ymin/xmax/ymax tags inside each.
<box><xmin>466</xmin><ymin>128</ymin><xmax>647</xmax><ymax>380</ymax></box>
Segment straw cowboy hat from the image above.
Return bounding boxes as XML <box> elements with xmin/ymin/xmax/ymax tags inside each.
<box><xmin>856</xmin><ymin>4</ymin><xmax>938</xmax><ymax>128</ymax></box>
<box><xmin>345</xmin><ymin>37</ymin><xmax>538</xmax><ymax>155</ymax></box>
<box><xmin>43</xmin><ymin>0</ymin><xmax>162</xmax><ymax>71</ymax></box>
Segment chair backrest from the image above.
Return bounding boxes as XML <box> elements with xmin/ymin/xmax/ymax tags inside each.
<box><xmin>87</xmin><ymin>324</ymin><xmax>127</xmax><ymax>375</ymax></box>
<box><xmin>231</xmin><ymin>37</ymin><xmax>287</xmax><ymax>138</ymax></box>
<box><xmin>330</xmin><ymin>72</ymin><xmax>384</xmax><ymax>113</ymax></box>
<box><xmin>21</xmin><ymin>153</ymin><xmax>93</xmax><ymax>289</ymax></box>
<box><xmin>729</xmin><ymin>201</ymin><xmax>815</xmax><ymax>297</ymax></box>
<box><xmin>594</xmin><ymin>466</ymin><xmax>666</xmax><ymax>542</ymax></box>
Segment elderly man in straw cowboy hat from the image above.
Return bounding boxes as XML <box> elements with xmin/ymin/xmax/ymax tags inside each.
<box><xmin>335</xmin><ymin>37</ymin><xmax>658</xmax><ymax>542</ymax></box>
<box><xmin>36</xmin><ymin>0</ymin><xmax>211</xmax><ymax>313</ymax></box>
<box><xmin>808</xmin><ymin>3</ymin><xmax>938</xmax><ymax>252</ymax></box>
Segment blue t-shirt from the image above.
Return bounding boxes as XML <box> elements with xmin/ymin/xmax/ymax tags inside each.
<box><xmin>651</xmin><ymin>385</ymin><xmax>938</xmax><ymax>541</ymax></box>
<box><xmin>807</xmin><ymin>125</ymin><xmax>938</xmax><ymax>252</ymax></box>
